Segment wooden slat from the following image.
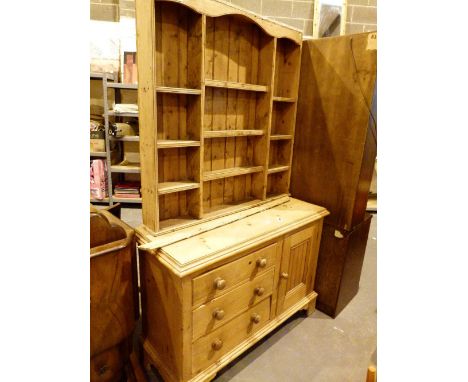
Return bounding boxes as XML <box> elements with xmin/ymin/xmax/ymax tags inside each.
<box><xmin>268</xmin><ymin>164</ymin><xmax>290</xmax><ymax>174</ymax></box>
<box><xmin>110</xmin><ymin>136</ymin><xmax>140</xmax><ymax>142</ymax></box>
<box><xmin>156</xmin><ymin>86</ymin><xmax>202</xmax><ymax>94</ymax></box>
<box><xmin>203</xmin><ymin>166</ymin><xmax>263</xmax><ymax>181</ymax></box>
<box><xmin>273</xmin><ymin>96</ymin><xmax>296</xmax><ymax>102</ymax></box>
<box><xmin>270</xmin><ymin>134</ymin><xmax>292</xmax><ymax>141</ymax></box>
<box><xmin>108</xmin><ymin>111</ymin><xmax>139</xmax><ymax>117</ymax></box>
<box><xmin>157</xmin><ymin>140</ymin><xmax>201</xmax><ymax>148</ymax></box>
<box><xmin>210</xmin><ymin>16</ymin><xmax>230</xmax><ymax>208</ymax></box>
<box><xmin>90</xmin><ymin>151</ymin><xmax>107</xmax><ymax>157</ymax></box>
<box><xmin>110</xmin><ymin>163</ymin><xmax>141</xmax><ymax>174</ymax></box>
<box><xmin>112</xmin><ymin>197</ymin><xmax>142</xmax><ymax>203</ymax></box>
<box><xmin>205</xmin><ymin>79</ymin><xmax>267</xmax><ymax>92</ymax></box>
<box><xmin>204</xmin><ymin>130</ymin><xmax>263</xmax><ymax>138</ymax></box>
<box><xmin>107</xmin><ymin>83</ymin><xmax>138</xmax><ymax>89</ymax></box>
<box><xmin>158</xmin><ymin>182</ymin><xmax>200</xmax><ymax>195</ymax></box>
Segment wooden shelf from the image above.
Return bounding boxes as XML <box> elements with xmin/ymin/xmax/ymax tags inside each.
<box><xmin>270</xmin><ymin>134</ymin><xmax>293</xmax><ymax>141</ymax></box>
<box><xmin>107</xmin><ymin>83</ymin><xmax>138</xmax><ymax>89</ymax></box>
<box><xmin>203</xmin><ymin>166</ymin><xmax>264</xmax><ymax>181</ymax></box>
<box><xmin>110</xmin><ymin>136</ymin><xmax>139</xmax><ymax>142</ymax></box>
<box><xmin>90</xmin><ymin>197</ymin><xmax>110</xmax><ymax>203</ymax></box>
<box><xmin>90</xmin><ymin>72</ymin><xmax>114</xmax><ymax>81</ymax></box>
<box><xmin>158</xmin><ymin>181</ymin><xmax>200</xmax><ymax>195</ymax></box>
<box><xmin>157</xmin><ymin>140</ymin><xmax>200</xmax><ymax>149</ymax></box>
<box><xmin>159</xmin><ymin>216</ymin><xmax>199</xmax><ymax>231</ymax></box>
<box><xmin>90</xmin><ymin>151</ymin><xmax>107</xmax><ymax>157</ymax></box>
<box><xmin>111</xmin><ymin>162</ymin><xmax>141</xmax><ymax>174</ymax></box>
<box><xmin>156</xmin><ymin>86</ymin><xmax>202</xmax><ymax>95</ymax></box>
<box><xmin>273</xmin><ymin>96</ymin><xmax>296</xmax><ymax>102</ymax></box>
<box><xmin>205</xmin><ymin>79</ymin><xmax>267</xmax><ymax>92</ymax></box>
<box><xmin>268</xmin><ymin>164</ymin><xmax>290</xmax><ymax>174</ymax></box>
<box><xmin>204</xmin><ymin>130</ymin><xmax>264</xmax><ymax>138</ymax></box>
<box><xmin>108</xmin><ymin>111</ymin><xmax>139</xmax><ymax>117</ymax></box>
<box><xmin>112</xmin><ymin>196</ymin><xmax>142</xmax><ymax>203</ymax></box>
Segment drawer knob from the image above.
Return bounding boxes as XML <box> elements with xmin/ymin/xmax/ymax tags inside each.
<box><xmin>212</xmin><ymin>308</ymin><xmax>225</xmax><ymax>320</ymax></box>
<box><xmin>213</xmin><ymin>277</ymin><xmax>226</xmax><ymax>290</ymax></box>
<box><xmin>211</xmin><ymin>338</ymin><xmax>223</xmax><ymax>351</ymax></box>
<box><xmin>254</xmin><ymin>287</ymin><xmax>265</xmax><ymax>296</ymax></box>
<box><xmin>251</xmin><ymin>313</ymin><xmax>261</xmax><ymax>324</ymax></box>
<box><xmin>256</xmin><ymin>258</ymin><xmax>267</xmax><ymax>268</ymax></box>
<box><xmin>281</xmin><ymin>272</ymin><xmax>289</xmax><ymax>279</ymax></box>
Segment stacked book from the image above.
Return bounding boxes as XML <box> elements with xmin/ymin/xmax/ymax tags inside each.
<box><xmin>113</xmin><ymin>182</ymin><xmax>141</xmax><ymax>199</ymax></box>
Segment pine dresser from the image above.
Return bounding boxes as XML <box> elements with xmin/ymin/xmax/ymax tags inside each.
<box><xmin>136</xmin><ymin>197</ymin><xmax>329</xmax><ymax>382</ymax></box>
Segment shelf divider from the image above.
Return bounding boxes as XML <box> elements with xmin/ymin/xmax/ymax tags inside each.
<box><xmin>107</xmin><ymin>83</ymin><xmax>138</xmax><ymax>89</ymax></box>
<box><xmin>273</xmin><ymin>96</ymin><xmax>296</xmax><ymax>102</ymax></box>
<box><xmin>110</xmin><ymin>162</ymin><xmax>141</xmax><ymax>174</ymax></box>
<box><xmin>110</xmin><ymin>136</ymin><xmax>140</xmax><ymax>142</ymax></box>
<box><xmin>157</xmin><ymin>140</ymin><xmax>201</xmax><ymax>149</ymax></box>
<box><xmin>158</xmin><ymin>181</ymin><xmax>200</xmax><ymax>195</ymax></box>
<box><xmin>156</xmin><ymin>86</ymin><xmax>202</xmax><ymax>95</ymax></box>
<box><xmin>203</xmin><ymin>166</ymin><xmax>264</xmax><ymax>182</ymax></box>
<box><xmin>204</xmin><ymin>130</ymin><xmax>264</xmax><ymax>138</ymax></box>
<box><xmin>205</xmin><ymin>79</ymin><xmax>267</xmax><ymax>92</ymax></box>
<box><xmin>270</xmin><ymin>134</ymin><xmax>293</xmax><ymax>141</ymax></box>
<box><xmin>268</xmin><ymin>164</ymin><xmax>290</xmax><ymax>174</ymax></box>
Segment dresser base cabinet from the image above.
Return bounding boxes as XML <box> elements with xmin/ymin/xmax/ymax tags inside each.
<box><xmin>315</xmin><ymin>214</ymin><xmax>373</xmax><ymax>318</ymax></box>
<box><xmin>137</xmin><ymin>198</ymin><xmax>328</xmax><ymax>382</ymax></box>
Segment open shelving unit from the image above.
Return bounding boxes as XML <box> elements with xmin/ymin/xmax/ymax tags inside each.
<box><xmin>90</xmin><ymin>72</ymin><xmax>115</xmax><ymax>204</ymax></box>
<box><xmin>93</xmin><ymin>74</ymin><xmax>142</xmax><ymax>205</ymax></box>
<box><xmin>136</xmin><ymin>0</ymin><xmax>303</xmax><ymax>232</ymax></box>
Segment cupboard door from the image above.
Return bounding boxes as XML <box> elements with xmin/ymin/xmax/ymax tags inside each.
<box><xmin>276</xmin><ymin>223</ymin><xmax>321</xmax><ymax>314</ymax></box>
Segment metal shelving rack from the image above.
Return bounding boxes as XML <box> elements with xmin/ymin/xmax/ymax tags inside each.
<box><xmin>90</xmin><ymin>72</ymin><xmax>114</xmax><ymax>204</ymax></box>
<box><xmin>102</xmin><ymin>76</ymin><xmax>141</xmax><ymax>205</ymax></box>
<box><xmin>90</xmin><ymin>72</ymin><xmax>142</xmax><ymax>205</ymax></box>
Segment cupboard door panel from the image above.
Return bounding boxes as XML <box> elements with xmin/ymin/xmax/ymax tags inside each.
<box><xmin>276</xmin><ymin>224</ymin><xmax>320</xmax><ymax>314</ymax></box>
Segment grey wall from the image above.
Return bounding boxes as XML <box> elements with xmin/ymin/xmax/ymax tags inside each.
<box><xmin>90</xmin><ymin>0</ymin><xmax>316</xmax><ymax>37</ymax></box>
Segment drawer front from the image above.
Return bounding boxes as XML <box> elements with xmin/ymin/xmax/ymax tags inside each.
<box><xmin>192</xmin><ymin>268</ymin><xmax>275</xmax><ymax>340</ymax></box>
<box><xmin>192</xmin><ymin>242</ymin><xmax>277</xmax><ymax>307</ymax></box>
<box><xmin>192</xmin><ymin>298</ymin><xmax>271</xmax><ymax>374</ymax></box>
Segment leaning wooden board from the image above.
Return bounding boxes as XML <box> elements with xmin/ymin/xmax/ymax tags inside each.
<box><xmin>137</xmin><ymin>198</ymin><xmax>329</xmax><ymax>382</ymax></box>
<box><xmin>290</xmin><ymin>32</ymin><xmax>377</xmax><ymax>231</ymax></box>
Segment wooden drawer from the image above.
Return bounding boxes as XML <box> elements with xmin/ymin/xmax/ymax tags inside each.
<box><xmin>192</xmin><ymin>268</ymin><xmax>275</xmax><ymax>340</ymax></box>
<box><xmin>192</xmin><ymin>298</ymin><xmax>271</xmax><ymax>374</ymax></box>
<box><xmin>192</xmin><ymin>243</ymin><xmax>277</xmax><ymax>307</ymax></box>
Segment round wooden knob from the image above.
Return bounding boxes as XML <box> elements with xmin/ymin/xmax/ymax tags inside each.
<box><xmin>251</xmin><ymin>313</ymin><xmax>261</xmax><ymax>324</ymax></box>
<box><xmin>213</xmin><ymin>277</ymin><xmax>226</xmax><ymax>290</ymax></box>
<box><xmin>256</xmin><ymin>258</ymin><xmax>267</xmax><ymax>268</ymax></box>
<box><xmin>211</xmin><ymin>338</ymin><xmax>223</xmax><ymax>351</ymax></box>
<box><xmin>212</xmin><ymin>308</ymin><xmax>225</xmax><ymax>320</ymax></box>
<box><xmin>254</xmin><ymin>287</ymin><xmax>265</xmax><ymax>296</ymax></box>
<box><xmin>281</xmin><ymin>272</ymin><xmax>289</xmax><ymax>279</ymax></box>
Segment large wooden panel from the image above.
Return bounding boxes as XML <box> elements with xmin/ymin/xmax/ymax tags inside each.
<box><xmin>315</xmin><ymin>213</ymin><xmax>372</xmax><ymax>318</ymax></box>
<box><xmin>290</xmin><ymin>32</ymin><xmax>377</xmax><ymax>231</ymax></box>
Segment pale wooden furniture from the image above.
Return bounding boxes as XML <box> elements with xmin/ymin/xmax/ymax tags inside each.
<box><xmin>137</xmin><ymin>197</ymin><xmax>328</xmax><ymax>382</ymax></box>
<box><xmin>135</xmin><ymin>0</ymin><xmax>303</xmax><ymax>233</ymax></box>
<box><xmin>290</xmin><ymin>32</ymin><xmax>377</xmax><ymax>317</ymax></box>
<box><xmin>90</xmin><ymin>208</ymin><xmax>138</xmax><ymax>381</ymax></box>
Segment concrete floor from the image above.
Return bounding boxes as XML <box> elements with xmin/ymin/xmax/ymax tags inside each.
<box><xmin>121</xmin><ymin>207</ymin><xmax>377</xmax><ymax>382</ymax></box>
